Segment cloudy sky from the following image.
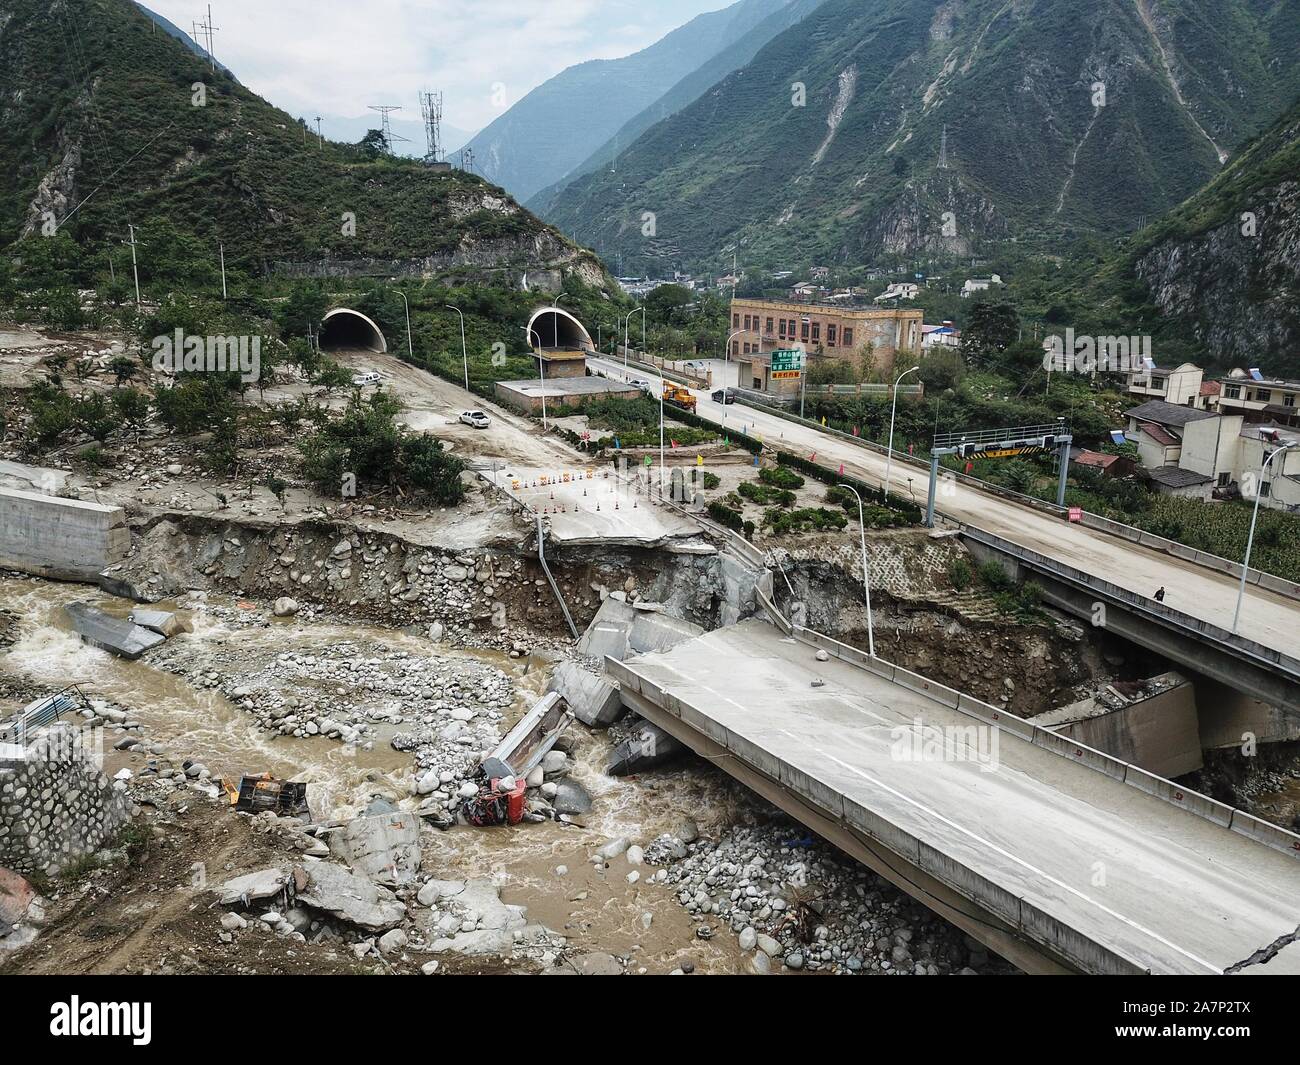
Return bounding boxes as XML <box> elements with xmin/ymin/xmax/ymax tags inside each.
<box><xmin>142</xmin><ymin>1</ymin><xmax>728</xmax><ymax>147</ymax></box>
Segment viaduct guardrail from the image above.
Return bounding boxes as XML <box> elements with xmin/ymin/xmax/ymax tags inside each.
<box><xmin>721</xmin><ymin>390</ymin><xmax>1300</xmax><ymax>603</ymax></box>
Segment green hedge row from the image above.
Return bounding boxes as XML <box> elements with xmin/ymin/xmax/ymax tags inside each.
<box><xmin>775</xmin><ymin>451</ymin><xmax>923</xmax><ymax>525</ymax></box>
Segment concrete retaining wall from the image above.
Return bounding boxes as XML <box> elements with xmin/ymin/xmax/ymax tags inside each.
<box><xmin>0</xmin><ymin>488</ymin><xmax>129</xmax><ymax>581</ymax></box>
<box><xmin>0</xmin><ymin>725</ymin><xmax>132</xmax><ymax>876</ymax></box>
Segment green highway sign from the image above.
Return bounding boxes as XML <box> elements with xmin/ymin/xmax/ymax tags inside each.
<box><xmin>770</xmin><ymin>349</ymin><xmax>805</xmax><ymax>373</ymax></box>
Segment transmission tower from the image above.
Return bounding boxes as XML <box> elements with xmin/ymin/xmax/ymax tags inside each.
<box><xmin>420</xmin><ymin>91</ymin><xmax>443</xmax><ymax>164</ymax></box>
<box><xmin>368</xmin><ymin>104</ymin><xmax>403</xmax><ymax>155</ymax></box>
<box><xmin>459</xmin><ymin>146</ymin><xmax>475</xmax><ymax>174</ymax></box>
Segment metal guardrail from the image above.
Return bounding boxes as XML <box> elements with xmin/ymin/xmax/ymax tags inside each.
<box><xmin>726</xmin><ymin>391</ymin><xmax>1300</xmax><ymax>605</ymax></box>
<box><xmin>785</xmin><ymin>623</ymin><xmax>1300</xmax><ymax>862</ymax></box>
<box><xmin>962</xmin><ymin>527</ymin><xmax>1300</xmax><ymax>681</ymax></box>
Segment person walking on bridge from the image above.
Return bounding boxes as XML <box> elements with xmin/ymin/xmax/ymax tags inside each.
<box><xmin>1154</xmin><ymin>587</ymin><xmax>1166</xmax><ymax>603</ymax></box>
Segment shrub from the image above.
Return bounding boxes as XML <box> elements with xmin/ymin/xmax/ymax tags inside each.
<box><xmin>738</xmin><ymin>480</ymin><xmax>795</xmax><ymax>507</ymax></box>
<box><xmin>759</xmin><ymin>465</ymin><xmax>805</xmax><ymax>490</ymax></box>
<box><xmin>763</xmin><ymin>507</ymin><xmax>848</xmax><ymax>535</ymax></box>
<box><xmin>977</xmin><ymin>560</ymin><xmax>1012</xmax><ymax>590</ymax></box>
<box><xmin>707</xmin><ymin>500</ymin><xmax>744</xmax><ymax>532</ymax></box>
<box><xmin>948</xmin><ymin>558</ymin><xmax>974</xmax><ymax>591</ymax></box>
<box><xmin>701</xmin><ymin>471</ymin><xmax>721</xmax><ymax>490</ymax></box>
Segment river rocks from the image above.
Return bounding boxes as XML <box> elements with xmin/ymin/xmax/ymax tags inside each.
<box><xmin>418</xmin><ymin>878</ymin><xmax>528</xmax><ymax>955</ymax></box>
<box><xmin>551</xmin><ymin>780</ymin><xmax>591</xmax><ymax>815</ymax></box>
<box><xmin>644</xmin><ymin>822</ymin><xmax>1006</xmax><ymax>976</ymax></box>
<box><xmin>273</xmin><ymin>597</ymin><xmax>299</xmax><ymax>617</ymax></box>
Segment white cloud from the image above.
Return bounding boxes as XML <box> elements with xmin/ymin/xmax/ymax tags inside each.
<box><xmin>142</xmin><ymin>0</ymin><xmax>728</xmax><ymax>135</ymax></box>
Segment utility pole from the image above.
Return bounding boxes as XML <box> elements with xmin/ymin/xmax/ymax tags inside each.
<box><xmin>122</xmin><ymin>225</ymin><xmax>142</xmax><ymax>305</ymax></box>
<box><xmin>315</xmin><ymin>116</ymin><xmax>323</xmax><ymax>149</ymax></box>
<box><xmin>197</xmin><ymin>5</ymin><xmax>219</xmax><ymax>73</ymax></box>
<box><xmin>219</xmin><ymin>242</ymin><xmax>227</xmax><ymax>300</ymax></box>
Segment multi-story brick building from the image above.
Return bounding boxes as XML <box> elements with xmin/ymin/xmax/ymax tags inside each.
<box><xmin>728</xmin><ymin>297</ymin><xmax>922</xmax><ymax>395</ymax></box>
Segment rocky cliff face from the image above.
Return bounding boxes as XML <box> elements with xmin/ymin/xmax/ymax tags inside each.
<box><xmin>1135</xmin><ymin>180</ymin><xmax>1300</xmax><ymax>369</ymax></box>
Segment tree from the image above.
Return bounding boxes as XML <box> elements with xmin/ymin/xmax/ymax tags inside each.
<box><xmin>358</xmin><ymin>129</ymin><xmax>388</xmax><ymax>160</ymax></box>
<box><xmin>961</xmin><ymin>301</ymin><xmax>1020</xmax><ymax>365</ymax></box>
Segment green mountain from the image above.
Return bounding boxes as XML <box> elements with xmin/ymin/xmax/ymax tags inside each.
<box><xmin>1041</xmin><ymin>94</ymin><xmax>1300</xmax><ymax>376</ymax></box>
<box><xmin>526</xmin><ymin>0</ymin><xmax>828</xmax><ymax>218</ymax></box>
<box><xmin>0</xmin><ymin>0</ymin><xmax>606</xmax><ymax>289</ymax></box>
<box><xmin>462</xmin><ymin>0</ymin><xmax>810</xmax><ymax>206</ymax></box>
<box><xmin>543</xmin><ymin>0</ymin><xmax>1300</xmax><ymax>276</ymax></box>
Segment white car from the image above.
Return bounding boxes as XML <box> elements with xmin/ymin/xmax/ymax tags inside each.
<box><xmin>459</xmin><ymin>410</ymin><xmax>491</xmax><ymax>429</ymax></box>
<box><xmin>351</xmin><ymin>371</ymin><xmax>382</xmax><ymax>386</ymax></box>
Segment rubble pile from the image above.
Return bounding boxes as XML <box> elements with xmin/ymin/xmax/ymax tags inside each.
<box><xmin>643</xmin><ymin>824</ymin><xmax>1009</xmax><ymax>975</ymax></box>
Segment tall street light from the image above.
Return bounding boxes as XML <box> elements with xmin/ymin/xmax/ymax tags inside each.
<box><xmin>623</xmin><ymin>306</ymin><xmax>645</xmax><ymax>371</ymax></box>
<box><xmin>721</xmin><ymin>329</ymin><xmax>744</xmax><ymax>430</ymax></box>
<box><xmin>526</xmin><ymin>327</ymin><xmax>548</xmax><ymax>431</ymax></box>
<box><xmin>395</xmin><ymin>290</ymin><xmax>414</xmax><ymax>359</ymax></box>
<box><xmin>838</xmin><ymin>483</ymin><xmax>876</xmax><ymax>658</ymax></box>
<box><xmin>1232</xmin><ymin>439</ymin><xmax>1297</xmax><ymax>633</ymax></box>
<box><xmin>445</xmin><ymin>304</ymin><xmax>468</xmax><ymax>391</ymax></box>
<box><xmin>884</xmin><ymin>365</ymin><xmax>920</xmax><ymax>499</ymax></box>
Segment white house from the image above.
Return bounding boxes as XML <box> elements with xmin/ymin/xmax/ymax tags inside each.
<box><xmin>961</xmin><ymin>273</ymin><xmax>1003</xmax><ymax>298</ymax></box>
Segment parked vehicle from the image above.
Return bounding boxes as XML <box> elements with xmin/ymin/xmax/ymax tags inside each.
<box><xmin>631</xmin><ymin>378</ymin><xmax>654</xmax><ymax>394</ymax></box>
<box><xmin>351</xmin><ymin>371</ymin><xmax>382</xmax><ymax>386</ymax></box>
<box><xmin>459</xmin><ymin>410</ymin><xmax>491</xmax><ymax>429</ymax></box>
<box><xmin>711</xmin><ymin>388</ymin><xmax>736</xmax><ymax>405</ymax></box>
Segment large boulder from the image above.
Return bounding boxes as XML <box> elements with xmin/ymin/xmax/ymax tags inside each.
<box><xmin>327</xmin><ymin>810</ymin><xmax>421</xmax><ymax>886</ymax></box>
<box><xmin>296</xmin><ymin>863</ymin><xmax>407</xmax><ymax>931</ymax></box>
<box><xmin>217</xmin><ymin>868</ymin><xmax>291</xmax><ymax>906</ymax></box>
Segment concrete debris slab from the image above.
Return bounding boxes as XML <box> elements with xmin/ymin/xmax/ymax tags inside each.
<box><xmin>575</xmin><ymin>598</ymin><xmax>704</xmax><ymax>664</ymax></box>
<box><xmin>548</xmin><ymin>661</ymin><xmax>624</xmax><ymax>728</ymax></box>
<box><xmin>607</xmin><ymin>718</ymin><xmax>687</xmax><ymax>776</ymax></box>
<box><xmin>328</xmin><ymin>810</ymin><xmax>422</xmax><ymax>886</ymax></box>
<box><xmin>128</xmin><ymin>608</ymin><xmax>185</xmax><ymax>638</ymax></box>
<box><xmin>64</xmin><ymin>602</ymin><xmax>165</xmax><ymax>660</ymax></box>
<box><xmin>218</xmin><ymin>868</ymin><xmax>291</xmax><ymax>907</ymax></box>
<box><xmin>296</xmin><ymin>862</ymin><xmax>407</xmax><ymax>931</ymax></box>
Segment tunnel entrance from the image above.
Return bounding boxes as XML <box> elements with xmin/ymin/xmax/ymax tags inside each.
<box><xmin>319</xmin><ymin>308</ymin><xmax>388</xmax><ymax>353</ymax></box>
<box><xmin>527</xmin><ymin>307</ymin><xmax>594</xmax><ymax>351</ymax></box>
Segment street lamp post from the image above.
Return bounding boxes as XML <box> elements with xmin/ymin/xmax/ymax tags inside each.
<box><xmin>396</xmin><ymin>290</ymin><xmax>414</xmax><ymax>359</ymax></box>
<box><xmin>623</xmin><ymin>307</ymin><xmax>645</xmax><ymax>371</ymax></box>
<box><xmin>838</xmin><ymin>483</ymin><xmax>876</xmax><ymax>658</ymax></box>
<box><xmin>884</xmin><ymin>365</ymin><xmax>920</xmax><ymax>499</ymax></box>
<box><xmin>1232</xmin><ymin>440</ymin><xmax>1297</xmax><ymax>633</ymax></box>
<box><xmin>527</xmin><ymin>327</ymin><xmax>548</xmax><ymax>431</ymax></box>
<box><xmin>445</xmin><ymin>304</ymin><xmax>468</xmax><ymax>391</ymax></box>
<box><xmin>721</xmin><ymin>329</ymin><xmax>744</xmax><ymax>430</ymax></box>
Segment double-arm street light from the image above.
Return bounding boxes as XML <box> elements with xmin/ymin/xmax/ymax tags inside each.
<box><xmin>1232</xmin><ymin>439</ymin><xmax>1297</xmax><ymax>633</ymax></box>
